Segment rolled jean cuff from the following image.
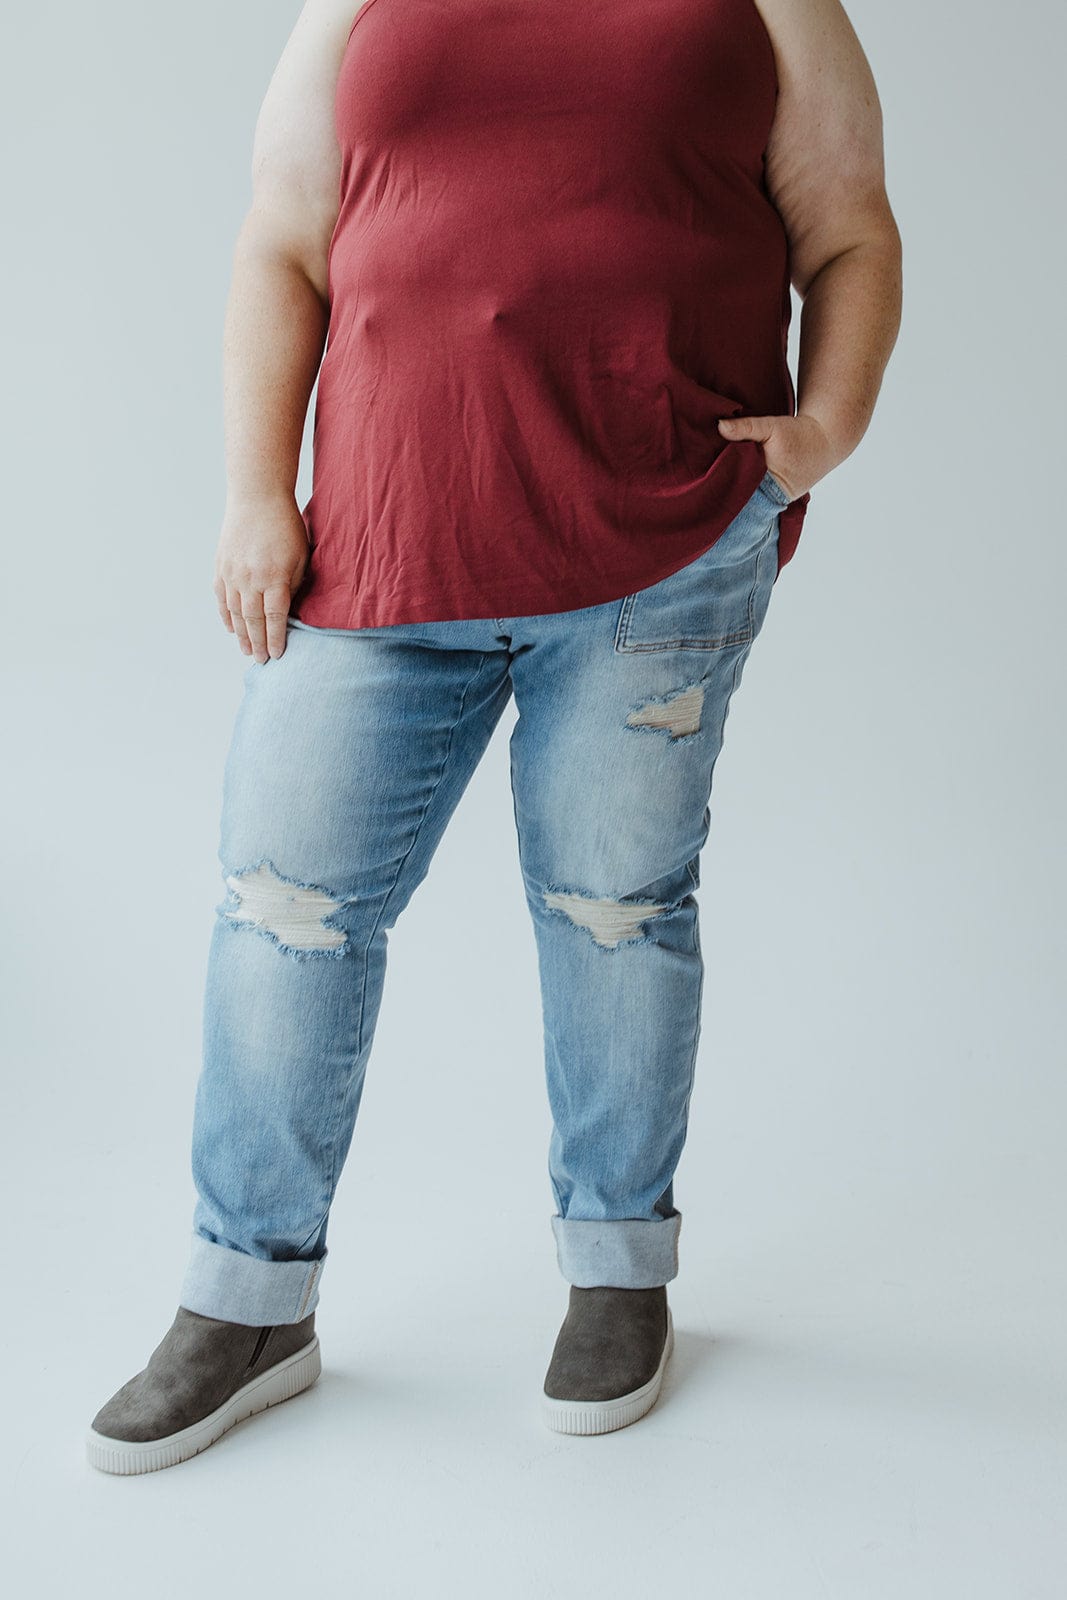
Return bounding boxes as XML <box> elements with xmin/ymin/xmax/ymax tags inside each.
<box><xmin>177</xmin><ymin>1232</ymin><xmax>326</xmax><ymax>1326</ymax></box>
<box><xmin>551</xmin><ymin>1212</ymin><xmax>682</xmax><ymax>1287</ymax></box>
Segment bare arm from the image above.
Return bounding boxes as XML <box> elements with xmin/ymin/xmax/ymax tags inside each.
<box><xmin>718</xmin><ymin>0</ymin><xmax>903</xmax><ymax>502</ymax></box>
<box><xmin>214</xmin><ymin>0</ymin><xmax>363</xmax><ymax>662</ymax></box>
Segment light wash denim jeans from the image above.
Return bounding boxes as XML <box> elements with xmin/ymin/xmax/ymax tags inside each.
<box><xmin>177</xmin><ymin>470</ymin><xmax>787</xmax><ymax>1325</ymax></box>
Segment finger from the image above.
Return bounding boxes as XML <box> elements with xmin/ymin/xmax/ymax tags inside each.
<box><xmin>262</xmin><ymin>583</ymin><xmax>291</xmax><ymax>659</ymax></box>
<box><xmin>213</xmin><ymin>573</ymin><xmax>234</xmax><ymax>633</ymax></box>
<box><xmin>226</xmin><ymin>584</ymin><xmax>253</xmax><ymax>654</ymax></box>
<box><xmin>241</xmin><ymin>593</ymin><xmax>269</xmax><ymax>663</ymax></box>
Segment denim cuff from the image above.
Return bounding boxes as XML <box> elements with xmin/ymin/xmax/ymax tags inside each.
<box><xmin>177</xmin><ymin>1232</ymin><xmax>326</xmax><ymax>1326</ymax></box>
<box><xmin>551</xmin><ymin>1212</ymin><xmax>681</xmax><ymax>1287</ymax></box>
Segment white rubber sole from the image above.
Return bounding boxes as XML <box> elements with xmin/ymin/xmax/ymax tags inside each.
<box><xmin>86</xmin><ymin>1334</ymin><xmax>322</xmax><ymax>1475</ymax></box>
<box><xmin>541</xmin><ymin>1305</ymin><xmax>675</xmax><ymax>1436</ymax></box>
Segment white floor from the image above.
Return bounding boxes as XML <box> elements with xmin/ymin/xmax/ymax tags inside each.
<box><xmin>7</xmin><ymin>1174</ymin><xmax>1065</xmax><ymax>1598</ymax></box>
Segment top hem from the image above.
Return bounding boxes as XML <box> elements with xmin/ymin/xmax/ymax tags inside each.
<box><xmin>291</xmin><ymin>469</ymin><xmax>810</xmax><ymax>631</ymax></box>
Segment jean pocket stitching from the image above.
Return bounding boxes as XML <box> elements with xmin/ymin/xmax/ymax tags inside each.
<box><xmin>614</xmin><ymin>591</ymin><xmax>756</xmax><ymax>654</ymax></box>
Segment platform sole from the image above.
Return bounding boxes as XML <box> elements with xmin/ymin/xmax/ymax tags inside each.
<box><xmin>541</xmin><ymin>1306</ymin><xmax>674</xmax><ymax>1436</ymax></box>
<box><xmin>86</xmin><ymin>1334</ymin><xmax>322</xmax><ymax>1475</ymax></box>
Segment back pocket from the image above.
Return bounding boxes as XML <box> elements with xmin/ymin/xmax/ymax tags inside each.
<box><xmin>614</xmin><ymin>481</ymin><xmax>780</xmax><ymax>654</ymax></box>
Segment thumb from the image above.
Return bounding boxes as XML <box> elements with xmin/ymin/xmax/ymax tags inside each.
<box><xmin>717</xmin><ymin>415</ymin><xmax>773</xmax><ymax>440</ymax></box>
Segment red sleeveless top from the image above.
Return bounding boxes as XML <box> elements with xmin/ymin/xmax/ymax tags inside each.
<box><xmin>292</xmin><ymin>0</ymin><xmax>810</xmax><ymax>629</ymax></box>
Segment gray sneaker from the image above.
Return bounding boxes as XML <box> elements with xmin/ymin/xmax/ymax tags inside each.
<box><xmin>87</xmin><ymin>1305</ymin><xmax>321</xmax><ymax>1474</ymax></box>
<box><xmin>542</xmin><ymin>1285</ymin><xmax>674</xmax><ymax>1435</ymax></box>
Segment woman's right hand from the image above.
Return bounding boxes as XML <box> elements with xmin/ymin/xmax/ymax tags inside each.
<box><xmin>213</xmin><ymin>494</ymin><xmax>311</xmax><ymax>663</ymax></box>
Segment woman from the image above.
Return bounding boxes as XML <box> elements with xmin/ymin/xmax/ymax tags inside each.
<box><xmin>88</xmin><ymin>0</ymin><xmax>901</xmax><ymax>1472</ymax></box>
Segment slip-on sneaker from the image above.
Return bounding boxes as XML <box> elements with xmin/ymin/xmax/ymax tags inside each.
<box><xmin>87</xmin><ymin>1305</ymin><xmax>320</xmax><ymax>1475</ymax></box>
<box><xmin>542</xmin><ymin>1284</ymin><xmax>674</xmax><ymax>1435</ymax></box>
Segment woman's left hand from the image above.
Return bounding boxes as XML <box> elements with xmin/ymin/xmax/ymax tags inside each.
<box><xmin>717</xmin><ymin>411</ymin><xmax>837</xmax><ymax>503</ymax></box>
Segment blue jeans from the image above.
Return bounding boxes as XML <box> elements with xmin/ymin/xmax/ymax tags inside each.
<box><xmin>178</xmin><ymin>470</ymin><xmax>787</xmax><ymax>1324</ymax></box>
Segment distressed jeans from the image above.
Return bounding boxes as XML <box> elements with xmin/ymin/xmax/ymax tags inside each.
<box><xmin>177</xmin><ymin>469</ymin><xmax>787</xmax><ymax>1324</ymax></box>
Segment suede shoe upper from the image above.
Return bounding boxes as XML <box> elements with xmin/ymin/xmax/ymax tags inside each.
<box><xmin>91</xmin><ymin>1306</ymin><xmax>316</xmax><ymax>1444</ymax></box>
<box><xmin>543</xmin><ymin>1285</ymin><xmax>668</xmax><ymax>1403</ymax></box>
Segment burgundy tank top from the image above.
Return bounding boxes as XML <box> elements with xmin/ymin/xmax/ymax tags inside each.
<box><xmin>292</xmin><ymin>0</ymin><xmax>810</xmax><ymax>629</ymax></box>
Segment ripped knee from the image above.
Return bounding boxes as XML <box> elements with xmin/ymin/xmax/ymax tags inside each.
<box><xmin>542</xmin><ymin>885</ymin><xmax>674</xmax><ymax>950</ymax></box>
<box><xmin>219</xmin><ymin>860</ymin><xmax>350</xmax><ymax>958</ymax></box>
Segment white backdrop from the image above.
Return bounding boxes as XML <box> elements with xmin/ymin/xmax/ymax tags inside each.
<box><xmin>2</xmin><ymin>2</ymin><xmax>1064</xmax><ymax>1595</ymax></box>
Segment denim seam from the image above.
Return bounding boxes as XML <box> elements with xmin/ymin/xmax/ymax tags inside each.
<box><xmin>295</xmin><ymin>1259</ymin><xmax>321</xmax><ymax>1320</ymax></box>
<box><xmin>677</xmin><ymin>864</ymin><xmax>705</xmax><ymax>1191</ymax></box>
<box><xmin>760</xmin><ymin>469</ymin><xmax>791</xmax><ymax>508</ymax></box>
<box><xmin>299</xmin><ymin>651</ymin><xmax>495</xmax><ymax>1252</ymax></box>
